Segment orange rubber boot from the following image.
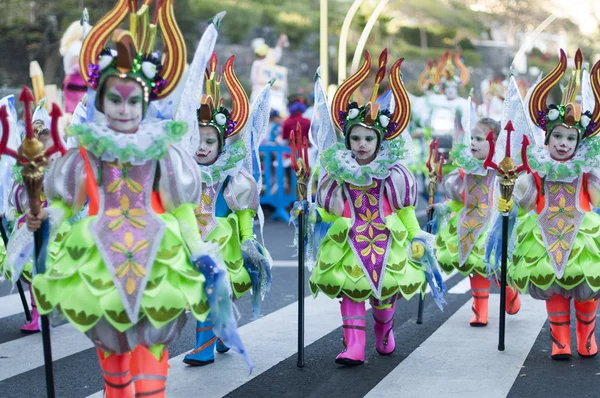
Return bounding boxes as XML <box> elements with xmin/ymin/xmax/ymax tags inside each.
<box><xmin>469</xmin><ymin>274</ymin><xmax>490</xmax><ymax>327</ymax></box>
<box><xmin>131</xmin><ymin>346</ymin><xmax>169</xmax><ymax>397</ymax></box>
<box><xmin>546</xmin><ymin>295</ymin><xmax>571</xmax><ymax>360</ymax></box>
<box><xmin>574</xmin><ymin>299</ymin><xmax>598</xmax><ymax>358</ymax></box>
<box><xmin>505</xmin><ymin>285</ymin><xmax>521</xmax><ymax>315</ymax></box>
<box><xmin>96</xmin><ymin>349</ymin><xmax>133</xmax><ymax>398</ymax></box>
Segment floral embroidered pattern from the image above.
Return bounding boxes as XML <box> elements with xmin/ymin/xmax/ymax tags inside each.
<box><xmin>547</xmin><ymin>196</ymin><xmax>575</xmax><ymax>220</ymax></box>
<box><xmin>105</xmin><ymin>196</ymin><xmax>147</xmax><ymax>230</ymax></box>
<box><xmin>465</xmin><ymin>196</ymin><xmax>489</xmax><ymax>217</ymax></box>
<box><xmin>107</xmin><ymin>162</ymin><xmax>143</xmax><ymax>194</ymax></box>
<box><xmin>111</xmin><ymin>232</ymin><xmax>149</xmax><ymax>281</ymax></box>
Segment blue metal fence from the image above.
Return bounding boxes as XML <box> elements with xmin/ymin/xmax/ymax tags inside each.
<box><xmin>254</xmin><ymin>145</ymin><xmax>297</xmax><ymax>222</ymax></box>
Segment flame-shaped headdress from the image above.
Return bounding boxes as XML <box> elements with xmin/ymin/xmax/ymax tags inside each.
<box><xmin>529</xmin><ymin>49</ymin><xmax>600</xmax><ymax>143</ymax></box>
<box><xmin>433</xmin><ymin>50</ymin><xmax>470</xmax><ymax>93</ymax></box>
<box><xmin>79</xmin><ymin>0</ymin><xmax>186</xmax><ymax>114</ymax></box>
<box><xmin>331</xmin><ymin>50</ymin><xmax>411</xmax><ymax>146</ymax></box>
<box><xmin>196</xmin><ymin>52</ymin><xmax>249</xmax><ymax>149</ymax></box>
<box><xmin>418</xmin><ymin>59</ymin><xmax>439</xmax><ymax>93</ymax></box>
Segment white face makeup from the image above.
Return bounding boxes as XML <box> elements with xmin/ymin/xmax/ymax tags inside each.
<box><xmin>445</xmin><ymin>84</ymin><xmax>458</xmax><ymax>100</ymax></box>
<box><xmin>547</xmin><ymin>125</ymin><xmax>578</xmax><ymax>161</ymax></box>
<box><xmin>195</xmin><ymin>125</ymin><xmax>220</xmax><ymax>165</ymax></box>
<box><xmin>470</xmin><ymin>123</ymin><xmax>491</xmax><ymax>160</ymax></box>
<box><xmin>348</xmin><ymin>125</ymin><xmax>379</xmax><ymax>165</ymax></box>
<box><xmin>102</xmin><ymin>77</ymin><xmax>144</xmax><ymax>134</ymax></box>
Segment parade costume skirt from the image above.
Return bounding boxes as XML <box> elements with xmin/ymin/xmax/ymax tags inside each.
<box><xmin>510</xmin><ymin>212</ymin><xmax>600</xmax><ymax>301</ymax></box>
<box><xmin>32</xmin><ymin>213</ymin><xmax>211</xmax><ymax>353</ymax></box>
<box><xmin>205</xmin><ymin>214</ymin><xmax>252</xmax><ymax>299</ymax></box>
<box><xmin>309</xmin><ymin>213</ymin><xmax>426</xmax><ymax>302</ymax></box>
<box><xmin>435</xmin><ymin>202</ymin><xmax>489</xmax><ymax>277</ymax></box>
<box><xmin>2</xmin><ymin>221</ymin><xmax>71</xmax><ymax>283</ymax></box>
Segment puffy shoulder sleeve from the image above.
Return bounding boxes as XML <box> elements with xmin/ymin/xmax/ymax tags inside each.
<box><xmin>158</xmin><ymin>144</ymin><xmax>202</xmax><ymax>212</ymax></box>
<box><xmin>317</xmin><ymin>173</ymin><xmax>344</xmax><ymax>217</ymax></box>
<box><xmin>44</xmin><ymin>148</ymin><xmax>87</xmax><ymax>213</ymax></box>
<box><xmin>384</xmin><ymin>164</ymin><xmax>418</xmax><ymax>211</ymax></box>
<box><xmin>443</xmin><ymin>169</ymin><xmax>464</xmax><ymax>202</ymax></box>
<box><xmin>513</xmin><ymin>173</ymin><xmax>537</xmax><ymax>213</ymax></box>
<box><xmin>224</xmin><ymin>168</ymin><xmax>260</xmax><ymax>212</ymax></box>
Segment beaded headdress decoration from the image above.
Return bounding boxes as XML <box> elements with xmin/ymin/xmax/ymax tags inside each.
<box><xmin>79</xmin><ymin>0</ymin><xmax>186</xmax><ymax>115</ymax></box>
<box><xmin>196</xmin><ymin>52</ymin><xmax>249</xmax><ymax>149</ymax></box>
<box><xmin>331</xmin><ymin>50</ymin><xmax>411</xmax><ymax>147</ymax></box>
<box><xmin>529</xmin><ymin>49</ymin><xmax>600</xmax><ymax>144</ymax></box>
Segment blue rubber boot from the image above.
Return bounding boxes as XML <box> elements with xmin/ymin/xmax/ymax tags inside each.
<box><xmin>216</xmin><ymin>338</ymin><xmax>230</xmax><ymax>354</ymax></box>
<box><xmin>183</xmin><ymin>319</ymin><xmax>216</xmax><ymax>366</ymax></box>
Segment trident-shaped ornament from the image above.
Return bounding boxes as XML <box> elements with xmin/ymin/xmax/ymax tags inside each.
<box><xmin>0</xmin><ymin>87</ymin><xmax>66</xmax><ymax>215</ymax></box>
<box><xmin>291</xmin><ymin>122</ymin><xmax>310</xmax><ymax>201</ymax></box>
<box><xmin>483</xmin><ymin>121</ymin><xmax>531</xmax><ymax>203</ymax></box>
<box><xmin>425</xmin><ymin>138</ymin><xmax>445</xmax><ymax>206</ymax></box>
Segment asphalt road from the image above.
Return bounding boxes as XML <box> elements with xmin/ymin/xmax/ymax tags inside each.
<box><xmin>1</xmin><ymin>205</ymin><xmax>599</xmax><ymax>397</ymax></box>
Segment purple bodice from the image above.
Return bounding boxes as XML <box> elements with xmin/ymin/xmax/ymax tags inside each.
<box><xmin>457</xmin><ymin>171</ymin><xmax>494</xmax><ymax>265</ymax></box>
<box><xmin>536</xmin><ymin>176</ymin><xmax>585</xmax><ymax>279</ymax></box>
<box><xmin>90</xmin><ymin>158</ymin><xmax>165</xmax><ymax>323</ymax></box>
<box><xmin>194</xmin><ymin>181</ymin><xmax>223</xmax><ymax>239</ymax></box>
<box><xmin>344</xmin><ymin>179</ymin><xmax>391</xmax><ymax>296</ymax></box>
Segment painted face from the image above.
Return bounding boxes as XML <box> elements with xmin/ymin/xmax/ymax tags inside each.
<box><xmin>547</xmin><ymin>125</ymin><xmax>578</xmax><ymax>161</ymax></box>
<box><xmin>195</xmin><ymin>125</ymin><xmax>220</xmax><ymax>165</ymax></box>
<box><xmin>445</xmin><ymin>84</ymin><xmax>458</xmax><ymax>100</ymax></box>
<box><xmin>102</xmin><ymin>77</ymin><xmax>144</xmax><ymax>134</ymax></box>
<box><xmin>470</xmin><ymin>123</ymin><xmax>491</xmax><ymax>160</ymax></box>
<box><xmin>348</xmin><ymin>125</ymin><xmax>379</xmax><ymax>165</ymax></box>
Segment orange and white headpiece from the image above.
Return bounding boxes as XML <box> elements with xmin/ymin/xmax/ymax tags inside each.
<box><xmin>79</xmin><ymin>0</ymin><xmax>186</xmax><ymax>115</ymax></box>
<box><xmin>529</xmin><ymin>49</ymin><xmax>600</xmax><ymax>144</ymax></box>
<box><xmin>433</xmin><ymin>50</ymin><xmax>470</xmax><ymax>93</ymax></box>
<box><xmin>331</xmin><ymin>50</ymin><xmax>411</xmax><ymax>148</ymax></box>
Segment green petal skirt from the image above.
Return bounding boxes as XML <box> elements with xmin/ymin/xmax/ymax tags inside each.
<box><xmin>309</xmin><ymin>214</ymin><xmax>426</xmax><ymax>302</ymax></box>
<box><xmin>32</xmin><ymin>213</ymin><xmax>210</xmax><ymax>334</ymax></box>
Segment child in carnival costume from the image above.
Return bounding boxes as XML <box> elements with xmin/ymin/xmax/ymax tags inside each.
<box><xmin>12</xmin><ymin>2</ymin><xmax>250</xmax><ymax>396</ymax></box>
<box><xmin>309</xmin><ymin>50</ymin><xmax>446</xmax><ymax>366</ymax></box>
<box><xmin>2</xmin><ymin>100</ymin><xmax>72</xmax><ymax>333</ymax></box>
<box><xmin>506</xmin><ymin>49</ymin><xmax>600</xmax><ymax>359</ymax></box>
<box><xmin>432</xmin><ymin>87</ymin><xmax>521</xmax><ymax>327</ymax></box>
<box><xmin>177</xmin><ymin>49</ymin><xmax>273</xmax><ymax>366</ymax></box>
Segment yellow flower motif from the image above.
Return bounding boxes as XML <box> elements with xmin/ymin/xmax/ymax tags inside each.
<box><xmin>357</xmin><ymin>208</ymin><xmax>386</xmax><ymax>236</ymax></box>
<box><xmin>111</xmin><ymin>231</ymin><xmax>149</xmax><ymax>281</ymax></box>
<box><xmin>105</xmin><ymin>195</ymin><xmax>147</xmax><ymax>231</ymax></box>
<box><xmin>460</xmin><ymin>217</ymin><xmax>483</xmax><ymax>244</ymax></box>
<box><xmin>350</xmin><ymin>182</ymin><xmax>378</xmax><ymax>208</ymax></box>
<box><xmin>107</xmin><ymin>162</ymin><xmax>143</xmax><ymax>194</ymax></box>
<box><xmin>466</xmin><ymin>195</ymin><xmax>489</xmax><ymax>217</ymax></box>
<box><xmin>357</xmin><ymin>233</ymin><xmax>387</xmax><ymax>263</ymax></box>
<box><xmin>468</xmin><ymin>175</ymin><xmax>489</xmax><ymax>195</ymax></box>
<box><xmin>548</xmin><ymin>196</ymin><xmax>575</xmax><ymax>221</ymax></box>
<box><xmin>549</xmin><ymin>183</ymin><xmax>576</xmax><ymax>196</ymax></box>
<box><xmin>547</xmin><ymin>218</ymin><xmax>575</xmax><ymax>253</ymax></box>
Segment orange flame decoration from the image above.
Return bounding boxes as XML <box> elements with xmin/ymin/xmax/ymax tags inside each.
<box><xmin>588</xmin><ymin>56</ymin><xmax>600</xmax><ymax>138</ymax></box>
<box><xmin>454</xmin><ymin>52</ymin><xmax>470</xmax><ymax>87</ymax></box>
<box><xmin>331</xmin><ymin>50</ymin><xmax>411</xmax><ymax>140</ymax></box>
<box><xmin>418</xmin><ymin>60</ymin><xmax>432</xmax><ymax>91</ymax></box>
<box><xmin>205</xmin><ymin>52</ymin><xmax>219</xmax><ymax>81</ymax></box>
<box><xmin>223</xmin><ymin>56</ymin><xmax>250</xmax><ymax>138</ymax></box>
<box><xmin>528</xmin><ymin>49</ymin><xmax>568</xmax><ymax>129</ymax></box>
<box><xmin>331</xmin><ymin>51</ymin><xmax>372</xmax><ymax>132</ymax></box>
<box><xmin>79</xmin><ymin>0</ymin><xmax>186</xmax><ymax>99</ymax></box>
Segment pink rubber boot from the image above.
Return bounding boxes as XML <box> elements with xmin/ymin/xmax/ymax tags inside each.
<box><xmin>335</xmin><ymin>296</ymin><xmax>366</xmax><ymax>366</ymax></box>
<box><xmin>373</xmin><ymin>305</ymin><xmax>396</xmax><ymax>355</ymax></box>
<box><xmin>21</xmin><ymin>285</ymin><xmax>40</xmax><ymax>334</ymax></box>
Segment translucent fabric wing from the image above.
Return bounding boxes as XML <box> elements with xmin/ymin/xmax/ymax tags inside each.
<box><xmin>309</xmin><ymin>71</ymin><xmax>338</xmax><ymax>174</ymax></box>
<box><xmin>582</xmin><ymin>67</ymin><xmax>595</xmax><ymax>116</ymax></box>
<box><xmin>175</xmin><ymin>12</ymin><xmax>224</xmax><ymax>157</ymax></box>
<box><xmin>523</xmin><ymin>73</ymin><xmax>545</xmax><ymax>147</ymax></box>
<box><xmin>461</xmin><ymin>90</ymin><xmax>478</xmax><ymax>146</ymax></box>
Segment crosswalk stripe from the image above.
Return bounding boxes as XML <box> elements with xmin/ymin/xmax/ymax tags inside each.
<box><xmin>448</xmin><ymin>274</ymin><xmax>471</xmax><ymax>294</ymax></box>
<box><xmin>87</xmin><ymin>294</ymin><xmax>343</xmax><ymax>397</ymax></box>
<box><xmin>0</xmin><ymin>321</ymin><xmax>93</xmax><ymax>381</ymax></box>
<box><xmin>365</xmin><ymin>294</ymin><xmax>547</xmax><ymax>398</ymax></box>
<box><xmin>0</xmin><ymin>291</ymin><xmax>32</xmax><ymax>320</ymax></box>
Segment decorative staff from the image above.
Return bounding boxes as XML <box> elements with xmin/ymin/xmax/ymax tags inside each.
<box><xmin>482</xmin><ymin>121</ymin><xmax>530</xmax><ymax>351</ymax></box>
<box><xmin>291</xmin><ymin>122</ymin><xmax>310</xmax><ymax>368</ymax></box>
<box><xmin>0</xmin><ymin>86</ymin><xmax>67</xmax><ymax>397</ymax></box>
<box><xmin>417</xmin><ymin>138</ymin><xmax>444</xmax><ymax>324</ymax></box>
